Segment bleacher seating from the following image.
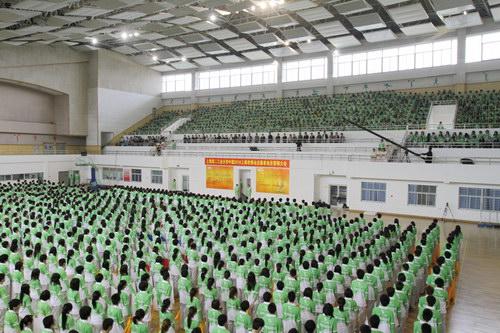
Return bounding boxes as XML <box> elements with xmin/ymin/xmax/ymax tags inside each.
<box><xmin>182</xmin><ymin>132</ymin><xmax>346</xmax><ymax>144</ymax></box>
<box><xmin>456</xmin><ymin>90</ymin><xmax>500</xmax><ymax>126</ymax></box>
<box><xmin>131</xmin><ymin>111</ymin><xmax>181</xmax><ymax>135</ymax></box>
<box><xmin>177</xmin><ymin>91</ymin><xmax>441</xmax><ymax>134</ymax></box>
<box><xmin>122</xmin><ymin>90</ymin><xmax>500</xmax><ymax>140</ymax></box>
<box><xmin>406</xmin><ymin>130</ymin><xmax>500</xmax><ymax>148</ymax></box>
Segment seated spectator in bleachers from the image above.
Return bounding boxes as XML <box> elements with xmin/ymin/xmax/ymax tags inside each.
<box><xmin>406</xmin><ymin>130</ymin><xmax>500</xmax><ymax>148</ymax></box>
<box><xmin>177</xmin><ymin>132</ymin><xmax>349</xmax><ymax>145</ymax></box>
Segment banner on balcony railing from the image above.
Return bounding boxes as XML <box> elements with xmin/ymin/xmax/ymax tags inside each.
<box><xmin>205</xmin><ymin>157</ymin><xmax>290</xmax><ymax>168</ymax></box>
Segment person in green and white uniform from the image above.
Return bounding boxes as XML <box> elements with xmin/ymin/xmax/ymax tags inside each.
<box><xmin>4</xmin><ymin>299</ymin><xmax>21</xmax><ymax>333</ymax></box>
<box><xmin>131</xmin><ymin>309</ymin><xmax>149</xmax><ymax>333</ymax></box>
<box><xmin>234</xmin><ymin>184</ymin><xmax>240</xmax><ymax>200</ymax></box>
<box><xmin>60</xmin><ymin>303</ymin><xmax>75</xmax><ymax>333</ymax></box>
<box><xmin>20</xmin><ymin>314</ymin><xmax>33</xmax><ymax>333</ymax></box>
<box><xmin>75</xmin><ymin>306</ymin><xmax>93</xmax><ymax>333</ymax></box>
<box><xmin>212</xmin><ymin>314</ymin><xmax>230</xmax><ymax>333</ymax></box>
<box><xmin>317</xmin><ymin>303</ymin><xmax>337</xmax><ymax>333</ymax></box>
<box><xmin>170</xmin><ymin>178</ymin><xmax>177</xmax><ymax>191</ymax></box>
<box><xmin>41</xmin><ymin>315</ymin><xmax>56</xmax><ymax>333</ymax></box>
<box><xmin>234</xmin><ymin>301</ymin><xmax>252</xmax><ymax>333</ymax></box>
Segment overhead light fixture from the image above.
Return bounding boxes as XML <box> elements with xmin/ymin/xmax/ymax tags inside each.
<box><xmin>209</xmin><ymin>14</ymin><xmax>217</xmax><ymax>21</ymax></box>
<box><xmin>152</xmin><ymin>55</ymin><xmax>158</xmax><ymax>61</ymax></box>
<box><xmin>181</xmin><ymin>57</ymin><xmax>187</xmax><ymax>61</ymax></box>
<box><xmin>121</xmin><ymin>32</ymin><xmax>128</xmax><ymax>40</ymax></box>
<box><xmin>284</xmin><ymin>40</ymin><xmax>290</xmax><ymax>46</ymax></box>
<box><xmin>91</xmin><ymin>38</ymin><xmax>98</xmax><ymax>45</ymax></box>
<box><xmin>463</xmin><ymin>10</ymin><xmax>468</xmax><ymax>15</ymax></box>
<box><xmin>134</xmin><ymin>32</ymin><xmax>140</xmax><ymax>37</ymax></box>
<box><xmin>307</xmin><ymin>39</ymin><xmax>311</xmax><ymax>44</ymax></box>
<box><xmin>251</xmin><ymin>5</ymin><xmax>256</xmax><ymax>11</ymax></box>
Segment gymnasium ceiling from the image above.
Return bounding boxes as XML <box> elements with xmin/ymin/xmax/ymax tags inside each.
<box><xmin>0</xmin><ymin>0</ymin><xmax>499</xmax><ymax>72</ymax></box>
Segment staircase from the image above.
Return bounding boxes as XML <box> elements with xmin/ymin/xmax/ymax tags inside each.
<box><xmin>426</xmin><ymin>101</ymin><xmax>457</xmax><ymax>130</ymax></box>
<box><xmin>161</xmin><ymin>117</ymin><xmax>191</xmax><ymax>136</ymax></box>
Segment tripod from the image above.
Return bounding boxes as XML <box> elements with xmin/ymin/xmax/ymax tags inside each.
<box><xmin>442</xmin><ymin>203</ymin><xmax>454</xmax><ymax>219</ymax></box>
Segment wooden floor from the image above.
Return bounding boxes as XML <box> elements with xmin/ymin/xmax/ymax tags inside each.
<box><xmin>380</xmin><ymin>215</ymin><xmax>500</xmax><ymax>333</ymax></box>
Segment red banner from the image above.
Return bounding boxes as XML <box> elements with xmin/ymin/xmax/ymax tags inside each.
<box><xmin>205</xmin><ymin>158</ymin><xmax>289</xmax><ymax>168</ymax></box>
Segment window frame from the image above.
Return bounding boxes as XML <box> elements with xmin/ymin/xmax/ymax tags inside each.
<box><xmin>408</xmin><ymin>184</ymin><xmax>437</xmax><ymax>207</ymax></box>
<box><xmin>361</xmin><ymin>181</ymin><xmax>387</xmax><ymax>203</ymax></box>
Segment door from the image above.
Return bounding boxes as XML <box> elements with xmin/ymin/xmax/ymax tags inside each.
<box><xmin>239</xmin><ymin>169</ymin><xmax>251</xmax><ymax>200</ymax></box>
<box><xmin>182</xmin><ymin>175</ymin><xmax>189</xmax><ymax>192</ymax></box>
<box><xmin>330</xmin><ymin>185</ymin><xmax>347</xmax><ymax>206</ymax></box>
<box><xmin>58</xmin><ymin>171</ymin><xmax>69</xmax><ymax>185</ymax></box>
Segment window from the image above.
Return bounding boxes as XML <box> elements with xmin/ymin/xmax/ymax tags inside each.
<box><xmin>151</xmin><ymin>170</ymin><xmax>163</xmax><ymax>184</ymax></box>
<box><xmin>102</xmin><ymin>168</ymin><xmax>123</xmax><ymax>181</ymax></box>
<box><xmin>398</xmin><ymin>46</ymin><xmax>415</xmax><ymax>71</ymax></box>
<box><xmin>352</xmin><ymin>53</ymin><xmax>367</xmax><ymax>76</ymax></box>
<box><xmin>283</xmin><ymin>57</ymin><xmax>327</xmax><ymax>82</ymax></box>
<box><xmin>196</xmin><ymin>63</ymin><xmax>277</xmax><ymax>90</ymax></box>
<box><xmin>466</xmin><ymin>31</ymin><xmax>500</xmax><ymax>63</ymax></box>
<box><xmin>408</xmin><ymin>184</ymin><xmax>436</xmax><ymax>206</ymax></box>
<box><xmin>459</xmin><ymin>187</ymin><xmax>500</xmax><ymax>211</ymax></box>
<box><xmin>433</xmin><ymin>40</ymin><xmax>457</xmax><ymax>67</ymax></box>
<box><xmin>367</xmin><ymin>51</ymin><xmax>382</xmax><ymax>74</ymax></box>
<box><xmin>333</xmin><ymin>39</ymin><xmax>457</xmax><ymax>78</ymax></box>
<box><xmin>131</xmin><ymin>169</ymin><xmax>142</xmax><ymax>182</ymax></box>
<box><xmin>0</xmin><ymin>173</ymin><xmax>42</xmax><ymax>182</ymax></box>
<box><xmin>0</xmin><ymin>175</ymin><xmax>12</xmax><ymax>181</ymax></box>
<box><xmin>415</xmin><ymin>43</ymin><xmax>433</xmax><ymax>69</ymax></box>
<box><xmin>163</xmin><ymin>73</ymin><xmax>192</xmax><ymax>93</ymax></box>
<box><xmin>361</xmin><ymin>182</ymin><xmax>386</xmax><ymax>202</ymax></box>
<box><xmin>382</xmin><ymin>48</ymin><xmax>398</xmax><ymax>72</ymax></box>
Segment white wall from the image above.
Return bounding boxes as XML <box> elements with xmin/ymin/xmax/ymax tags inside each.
<box><xmin>0</xmin><ymin>155</ymin><xmax>82</xmax><ymax>182</ymax></box>
<box><xmin>1</xmin><ymin>153</ymin><xmax>497</xmax><ymax>223</ymax></box>
<box><xmin>86</xmin><ymin>50</ymin><xmax>162</xmax><ymax>145</ymax></box>
<box><xmin>0</xmin><ymin>45</ymin><xmax>88</xmax><ymax>136</ymax></box>
<box><xmin>90</xmin><ymin>152</ymin><xmax>500</xmax><ymax>223</ymax></box>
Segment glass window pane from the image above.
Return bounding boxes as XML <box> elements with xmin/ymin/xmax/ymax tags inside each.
<box><xmin>298</xmin><ymin>66</ymin><xmax>311</xmax><ymax>81</ymax></box>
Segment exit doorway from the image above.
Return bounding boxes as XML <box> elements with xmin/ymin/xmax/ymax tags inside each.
<box><xmin>330</xmin><ymin>185</ymin><xmax>347</xmax><ymax>206</ymax></box>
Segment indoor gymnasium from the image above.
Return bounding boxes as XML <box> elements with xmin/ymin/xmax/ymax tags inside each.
<box><xmin>1</xmin><ymin>0</ymin><xmax>499</xmax><ymax>332</ymax></box>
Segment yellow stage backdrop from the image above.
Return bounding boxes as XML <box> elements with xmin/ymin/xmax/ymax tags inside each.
<box><xmin>206</xmin><ymin>166</ymin><xmax>234</xmax><ymax>190</ymax></box>
<box><xmin>256</xmin><ymin>167</ymin><xmax>290</xmax><ymax>195</ymax></box>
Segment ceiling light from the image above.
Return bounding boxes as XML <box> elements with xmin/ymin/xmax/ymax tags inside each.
<box><xmin>181</xmin><ymin>57</ymin><xmax>187</xmax><ymax>61</ymax></box>
<box><xmin>121</xmin><ymin>32</ymin><xmax>128</xmax><ymax>40</ymax></box>
<box><xmin>152</xmin><ymin>55</ymin><xmax>158</xmax><ymax>61</ymax></box>
<box><xmin>284</xmin><ymin>40</ymin><xmax>290</xmax><ymax>46</ymax></box>
<box><xmin>209</xmin><ymin>14</ymin><xmax>216</xmax><ymax>21</ymax></box>
<box><xmin>91</xmin><ymin>38</ymin><xmax>98</xmax><ymax>45</ymax></box>
<box><xmin>134</xmin><ymin>32</ymin><xmax>140</xmax><ymax>37</ymax></box>
<box><xmin>463</xmin><ymin>10</ymin><xmax>468</xmax><ymax>15</ymax></box>
<box><xmin>307</xmin><ymin>39</ymin><xmax>311</xmax><ymax>43</ymax></box>
<box><xmin>251</xmin><ymin>5</ymin><xmax>256</xmax><ymax>11</ymax></box>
